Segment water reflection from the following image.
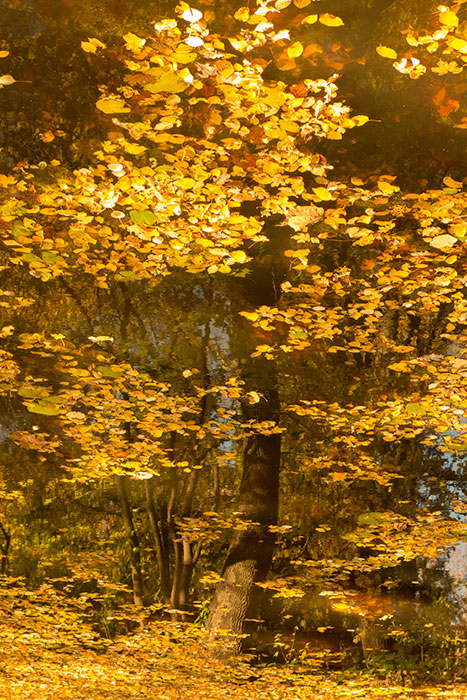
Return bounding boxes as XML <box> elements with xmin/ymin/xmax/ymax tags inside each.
<box><xmin>0</xmin><ymin>0</ymin><xmax>466</xmax><ymax>679</ymax></box>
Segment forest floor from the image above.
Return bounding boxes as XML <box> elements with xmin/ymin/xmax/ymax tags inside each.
<box><xmin>1</xmin><ymin>615</ymin><xmax>467</xmax><ymax>700</ymax></box>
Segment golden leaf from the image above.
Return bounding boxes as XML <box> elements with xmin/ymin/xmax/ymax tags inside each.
<box><xmin>302</xmin><ymin>14</ymin><xmax>318</xmax><ymax>24</ymax></box>
<box><xmin>377</xmin><ymin>180</ymin><xmax>400</xmax><ymax>194</ymax></box>
<box><xmin>240</xmin><ymin>311</ymin><xmax>259</xmax><ymax>322</ymax></box>
<box><xmin>376</xmin><ymin>45</ymin><xmax>397</xmax><ymax>59</ymax></box>
<box><xmin>81</xmin><ymin>38</ymin><xmax>106</xmax><ymax>54</ymax></box>
<box><xmin>319</xmin><ymin>13</ymin><xmax>344</xmax><ymax>26</ymax></box>
<box><xmin>123</xmin><ymin>32</ymin><xmax>146</xmax><ymax>52</ymax></box>
<box><xmin>230</xmin><ymin>250</ymin><xmax>248</xmax><ymax>263</ymax></box>
<box><xmin>443</xmin><ymin>175</ymin><xmax>463</xmax><ymax>188</ymax></box>
<box><xmin>438</xmin><ymin>5</ymin><xmax>459</xmax><ymax>27</ymax></box>
<box><xmin>312</xmin><ymin>187</ymin><xmax>332</xmax><ymax>201</ymax></box>
<box><xmin>287</xmin><ymin>41</ymin><xmax>304</xmax><ymax>58</ymax></box>
<box><xmin>96</xmin><ymin>97</ymin><xmax>130</xmax><ymax>114</ymax></box>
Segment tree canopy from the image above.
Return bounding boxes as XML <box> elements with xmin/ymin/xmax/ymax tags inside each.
<box><xmin>1</xmin><ymin>0</ymin><xmax>467</xmax><ymax>696</ymax></box>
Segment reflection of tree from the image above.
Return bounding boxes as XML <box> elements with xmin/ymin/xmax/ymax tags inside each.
<box><xmin>1</xmin><ymin>0</ymin><xmax>467</xmax><ymax>676</ymax></box>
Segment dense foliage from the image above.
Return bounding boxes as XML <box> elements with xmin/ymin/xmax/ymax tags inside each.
<box><xmin>1</xmin><ymin>0</ymin><xmax>467</xmax><ymax>695</ymax></box>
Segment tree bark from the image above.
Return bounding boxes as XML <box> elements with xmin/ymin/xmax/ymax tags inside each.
<box><xmin>206</xmin><ymin>381</ymin><xmax>281</xmax><ymax>656</ymax></box>
<box><xmin>206</xmin><ymin>220</ymin><xmax>286</xmax><ymax>656</ymax></box>
<box><xmin>145</xmin><ymin>477</ymin><xmax>171</xmax><ymax>605</ymax></box>
<box><xmin>115</xmin><ymin>474</ymin><xmax>144</xmax><ymax>607</ymax></box>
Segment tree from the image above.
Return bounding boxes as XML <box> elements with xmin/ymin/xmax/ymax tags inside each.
<box><xmin>0</xmin><ymin>0</ymin><xmax>467</xmax><ymax>675</ymax></box>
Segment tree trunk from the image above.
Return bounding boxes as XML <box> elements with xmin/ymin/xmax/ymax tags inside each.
<box><xmin>115</xmin><ymin>474</ymin><xmax>144</xmax><ymax>607</ymax></box>
<box><xmin>206</xmin><ymin>220</ymin><xmax>286</xmax><ymax>656</ymax></box>
<box><xmin>145</xmin><ymin>477</ymin><xmax>171</xmax><ymax>605</ymax></box>
<box><xmin>206</xmin><ymin>382</ymin><xmax>281</xmax><ymax>656</ymax></box>
<box><xmin>0</xmin><ymin>519</ymin><xmax>10</xmax><ymax>575</ymax></box>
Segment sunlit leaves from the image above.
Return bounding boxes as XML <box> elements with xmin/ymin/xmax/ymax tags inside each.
<box><xmin>287</xmin><ymin>41</ymin><xmax>303</xmax><ymax>59</ymax></box>
<box><xmin>376</xmin><ymin>45</ymin><xmax>398</xmax><ymax>59</ymax></box>
<box><xmin>96</xmin><ymin>97</ymin><xmax>130</xmax><ymax>114</ymax></box>
<box><xmin>145</xmin><ymin>70</ymin><xmax>189</xmax><ymax>94</ymax></box>
<box><xmin>81</xmin><ymin>37</ymin><xmax>106</xmax><ymax>53</ymax></box>
<box><xmin>429</xmin><ymin>234</ymin><xmax>458</xmax><ymax>249</ymax></box>
<box><xmin>312</xmin><ymin>187</ymin><xmax>333</xmax><ymax>201</ymax></box>
<box><xmin>377</xmin><ymin>180</ymin><xmax>400</xmax><ymax>195</ymax></box>
<box><xmin>393</xmin><ymin>57</ymin><xmax>426</xmax><ymax>78</ymax></box>
<box><xmin>438</xmin><ymin>5</ymin><xmax>459</xmax><ymax>27</ymax></box>
<box><xmin>123</xmin><ymin>32</ymin><xmax>146</xmax><ymax>52</ymax></box>
<box><xmin>443</xmin><ymin>175</ymin><xmax>463</xmax><ymax>188</ymax></box>
<box><xmin>302</xmin><ymin>14</ymin><xmax>318</xmax><ymax>25</ymax></box>
<box><xmin>319</xmin><ymin>14</ymin><xmax>344</xmax><ymax>27</ymax></box>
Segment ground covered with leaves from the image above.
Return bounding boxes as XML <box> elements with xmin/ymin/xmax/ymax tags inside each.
<box><xmin>1</xmin><ymin>583</ymin><xmax>466</xmax><ymax>700</ymax></box>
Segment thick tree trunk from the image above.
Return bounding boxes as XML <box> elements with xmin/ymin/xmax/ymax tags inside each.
<box><xmin>206</xmin><ymin>220</ymin><xmax>286</xmax><ymax>656</ymax></box>
<box><xmin>206</xmin><ymin>382</ymin><xmax>281</xmax><ymax>656</ymax></box>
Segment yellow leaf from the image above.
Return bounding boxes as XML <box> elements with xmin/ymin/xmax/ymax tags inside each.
<box><xmin>177</xmin><ymin>177</ymin><xmax>197</xmax><ymax>189</ymax></box>
<box><xmin>247</xmin><ymin>13</ymin><xmax>265</xmax><ymax>25</ymax></box>
<box><xmin>96</xmin><ymin>97</ymin><xmax>130</xmax><ymax>114</ymax></box>
<box><xmin>294</xmin><ymin>0</ymin><xmax>311</xmax><ymax>7</ymax></box>
<box><xmin>182</xmin><ymin>369</ymin><xmax>193</xmax><ymax>378</ymax></box>
<box><xmin>230</xmin><ymin>250</ymin><xmax>248</xmax><ymax>263</ymax></box>
<box><xmin>81</xmin><ymin>37</ymin><xmax>106</xmax><ymax>54</ymax></box>
<box><xmin>287</xmin><ymin>41</ymin><xmax>303</xmax><ymax>58</ymax></box>
<box><xmin>240</xmin><ymin>311</ymin><xmax>259</xmax><ymax>322</ymax></box>
<box><xmin>234</xmin><ymin>7</ymin><xmax>250</xmax><ymax>21</ymax></box>
<box><xmin>284</xmin><ymin>248</ymin><xmax>310</xmax><ymax>258</ymax></box>
<box><xmin>124</xmin><ymin>143</ymin><xmax>147</xmax><ymax>155</ymax></box>
<box><xmin>332</xmin><ymin>472</ymin><xmax>348</xmax><ymax>481</ymax></box>
<box><xmin>319</xmin><ymin>13</ymin><xmax>344</xmax><ymax>26</ymax></box>
<box><xmin>376</xmin><ymin>45</ymin><xmax>397</xmax><ymax>59</ymax></box>
<box><xmin>123</xmin><ymin>32</ymin><xmax>146</xmax><ymax>52</ymax></box>
<box><xmin>443</xmin><ymin>175</ymin><xmax>463</xmax><ymax>188</ymax></box>
<box><xmin>0</xmin><ymin>51</ymin><xmax>9</xmax><ymax>58</ymax></box>
<box><xmin>447</xmin><ymin>36</ymin><xmax>467</xmax><ymax>53</ymax></box>
<box><xmin>449</xmin><ymin>222</ymin><xmax>467</xmax><ymax>237</ymax></box>
<box><xmin>352</xmin><ymin>115</ymin><xmax>369</xmax><ymax>126</ymax></box>
<box><xmin>312</xmin><ymin>187</ymin><xmax>332</xmax><ymax>201</ymax></box>
<box><xmin>247</xmin><ymin>391</ymin><xmax>261</xmax><ymax>404</ymax></box>
<box><xmin>279</xmin><ymin>118</ymin><xmax>300</xmax><ymax>133</ymax></box>
<box><xmin>429</xmin><ymin>234</ymin><xmax>458</xmax><ymax>249</ymax></box>
<box><xmin>124</xmin><ymin>461</ymin><xmax>141</xmax><ymax>470</ymax></box>
<box><xmin>332</xmin><ymin>602</ymin><xmax>350</xmax><ymax>612</ymax></box>
<box><xmin>438</xmin><ymin>5</ymin><xmax>459</xmax><ymax>27</ymax></box>
<box><xmin>377</xmin><ymin>180</ymin><xmax>400</xmax><ymax>194</ymax></box>
<box><xmin>302</xmin><ymin>14</ymin><xmax>318</xmax><ymax>24</ymax></box>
